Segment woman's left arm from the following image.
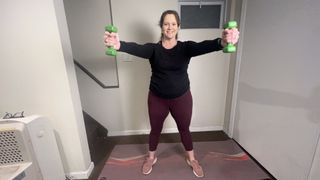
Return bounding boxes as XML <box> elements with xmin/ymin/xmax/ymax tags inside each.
<box><xmin>186</xmin><ymin>38</ymin><xmax>223</xmax><ymax>57</ymax></box>
<box><xmin>187</xmin><ymin>28</ymin><xmax>239</xmax><ymax>57</ymax></box>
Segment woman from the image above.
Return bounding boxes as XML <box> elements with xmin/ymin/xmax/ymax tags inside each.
<box><xmin>104</xmin><ymin>10</ymin><xmax>239</xmax><ymax>178</ymax></box>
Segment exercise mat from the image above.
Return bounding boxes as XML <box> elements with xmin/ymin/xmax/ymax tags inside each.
<box><xmin>98</xmin><ymin>140</ymin><xmax>271</xmax><ymax>180</ymax></box>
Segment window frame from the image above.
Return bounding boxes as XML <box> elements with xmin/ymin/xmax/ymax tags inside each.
<box><xmin>178</xmin><ymin>0</ymin><xmax>226</xmax><ymax>29</ymax></box>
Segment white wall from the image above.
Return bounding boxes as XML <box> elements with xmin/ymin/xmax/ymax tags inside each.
<box><xmin>0</xmin><ymin>0</ymin><xmax>92</xmax><ymax>179</ymax></box>
<box><xmin>76</xmin><ymin>0</ymin><xmax>230</xmax><ymax>136</ymax></box>
<box><xmin>231</xmin><ymin>0</ymin><xmax>320</xmax><ymax>179</ymax></box>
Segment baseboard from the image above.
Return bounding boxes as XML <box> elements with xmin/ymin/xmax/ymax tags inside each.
<box><xmin>66</xmin><ymin>162</ymin><xmax>94</xmax><ymax>180</ymax></box>
<box><xmin>108</xmin><ymin>126</ymin><xmax>223</xmax><ymax>136</ymax></box>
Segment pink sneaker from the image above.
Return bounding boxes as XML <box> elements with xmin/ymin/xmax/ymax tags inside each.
<box><xmin>186</xmin><ymin>159</ymin><xmax>204</xmax><ymax>178</ymax></box>
<box><xmin>142</xmin><ymin>157</ymin><xmax>157</xmax><ymax>175</ymax></box>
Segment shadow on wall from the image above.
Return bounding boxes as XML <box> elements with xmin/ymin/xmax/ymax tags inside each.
<box><xmin>54</xmin><ymin>130</ymin><xmax>68</xmax><ymax>173</ymax></box>
<box><xmin>236</xmin><ymin>82</ymin><xmax>320</xmax><ymax>124</ymax></box>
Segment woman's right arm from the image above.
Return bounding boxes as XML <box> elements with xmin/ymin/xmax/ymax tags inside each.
<box><xmin>104</xmin><ymin>31</ymin><xmax>154</xmax><ymax>59</ymax></box>
<box><xmin>119</xmin><ymin>41</ymin><xmax>154</xmax><ymax>59</ymax></box>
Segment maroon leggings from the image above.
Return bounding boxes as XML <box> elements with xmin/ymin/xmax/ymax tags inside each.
<box><xmin>148</xmin><ymin>90</ymin><xmax>193</xmax><ymax>151</ymax></box>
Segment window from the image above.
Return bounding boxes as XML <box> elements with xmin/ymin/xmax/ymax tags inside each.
<box><xmin>179</xmin><ymin>0</ymin><xmax>226</xmax><ymax>29</ymax></box>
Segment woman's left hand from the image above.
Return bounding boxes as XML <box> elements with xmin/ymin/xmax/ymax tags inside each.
<box><xmin>221</xmin><ymin>28</ymin><xmax>240</xmax><ymax>47</ymax></box>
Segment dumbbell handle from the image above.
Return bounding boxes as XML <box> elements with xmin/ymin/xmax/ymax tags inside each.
<box><xmin>105</xmin><ymin>25</ymin><xmax>118</xmax><ymax>56</ymax></box>
<box><xmin>223</xmin><ymin>21</ymin><xmax>237</xmax><ymax>53</ymax></box>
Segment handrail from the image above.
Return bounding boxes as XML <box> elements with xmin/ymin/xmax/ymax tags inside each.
<box><xmin>74</xmin><ymin>59</ymin><xmax>119</xmax><ymax>89</ymax></box>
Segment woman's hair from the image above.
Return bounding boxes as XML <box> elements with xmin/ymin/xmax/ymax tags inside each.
<box><xmin>159</xmin><ymin>10</ymin><xmax>180</xmax><ymax>40</ymax></box>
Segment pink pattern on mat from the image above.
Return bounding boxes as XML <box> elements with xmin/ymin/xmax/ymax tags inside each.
<box><xmin>209</xmin><ymin>151</ymin><xmax>250</xmax><ymax>161</ymax></box>
<box><xmin>208</xmin><ymin>151</ymin><xmax>250</xmax><ymax>161</ymax></box>
<box><xmin>107</xmin><ymin>154</ymin><xmax>147</xmax><ymax>166</ymax></box>
<box><xmin>106</xmin><ymin>151</ymin><xmax>248</xmax><ymax>167</ymax></box>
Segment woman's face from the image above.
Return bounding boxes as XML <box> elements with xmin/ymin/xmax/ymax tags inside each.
<box><xmin>161</xmin><ymin>14</ymin><xmax>179</xmax><ymax>40</ymax></box>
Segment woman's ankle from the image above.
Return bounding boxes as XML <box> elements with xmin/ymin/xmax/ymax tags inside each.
<box><xmin>148</xmin><ymin>151</ymin><xmax>156</xmax><ymax>159</ymax></box>
<box><xmin>186</xmin><ymin>150</ymin><xmax>196</xmax><ymax>161</ymax></box>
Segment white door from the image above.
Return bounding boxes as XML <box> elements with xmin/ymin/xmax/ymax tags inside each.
<box><xmin>232</xmin><ymin>0</ymin><xmax>320</xmax><ymax>179</ymax></box>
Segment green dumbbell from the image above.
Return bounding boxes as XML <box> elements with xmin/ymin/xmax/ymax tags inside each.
<box><xmin>105</xmin><ymin>25</ymin><xmax>118</xmax><ymax>56</ymax></box>
<box><xmin>223</xmin><ymin>21</ymin><xmax>237</xmax><ymax>53</ymax></box>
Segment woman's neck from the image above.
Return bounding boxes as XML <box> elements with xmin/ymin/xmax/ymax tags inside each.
<box><xmin>162</xmin><ymin>38</ymin><xmax>177</xmax><ymax>49</ymax></box>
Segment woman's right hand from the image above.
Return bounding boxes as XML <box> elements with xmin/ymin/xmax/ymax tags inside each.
<box><xmin>104</xmin><ymin>31</ymin><xmax>120</xmax><ymax>50</ymax></box>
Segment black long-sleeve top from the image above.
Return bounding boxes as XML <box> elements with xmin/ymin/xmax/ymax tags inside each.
<box><xmin>119</xmin><ymin>38</ymin><xmax>223</xmax><ymax>99</ymax></box>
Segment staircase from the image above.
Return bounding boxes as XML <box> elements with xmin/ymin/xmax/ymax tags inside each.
<box><xmin>83</xmin><ymin>111</ymin><xmax>109</xmax><ymax>164</ymax></box>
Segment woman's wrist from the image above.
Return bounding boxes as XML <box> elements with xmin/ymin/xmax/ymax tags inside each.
<box><xmin>219</xmin><ymin>38</ymin><xmax>227</xmax><ymax>47</ymax></box>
